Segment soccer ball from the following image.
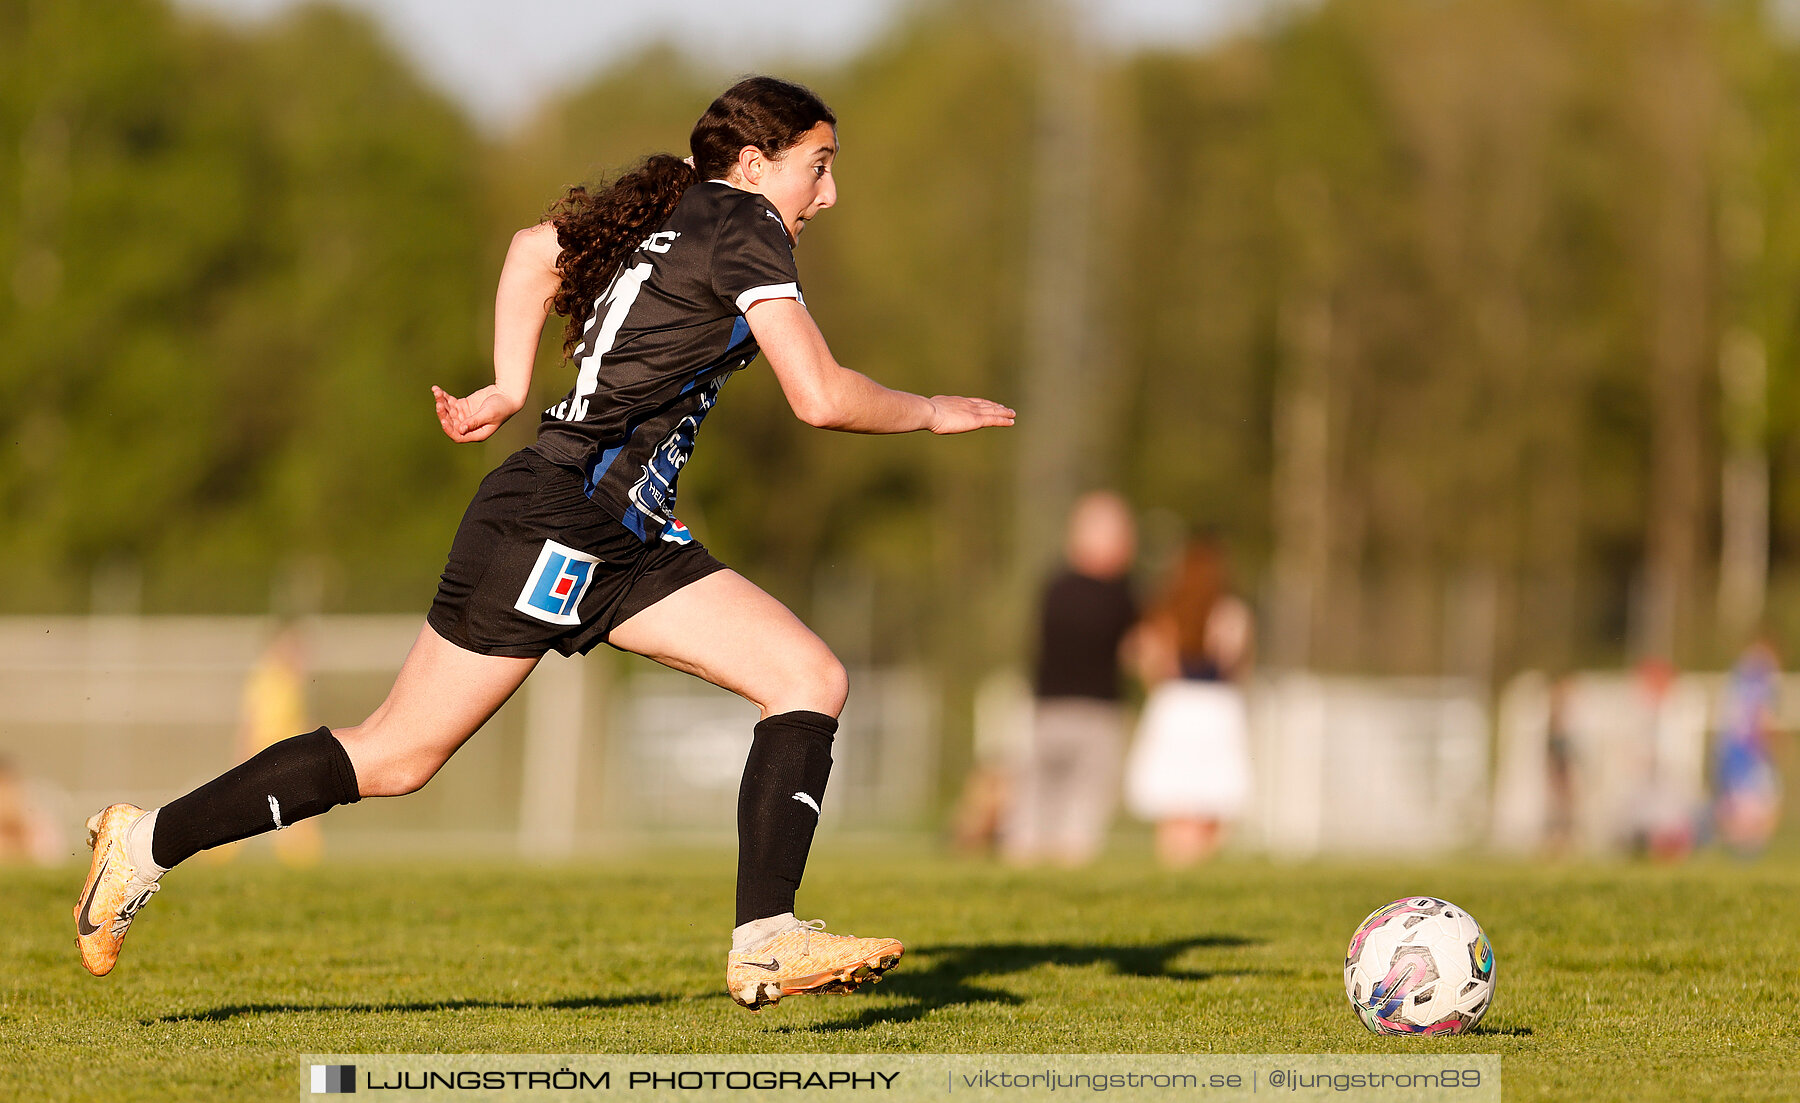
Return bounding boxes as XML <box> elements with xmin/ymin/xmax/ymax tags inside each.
<box><xmin>1343</xmin><ymin>896</ymin><xmax>1495</xmax><ymax>1036</ymax></box>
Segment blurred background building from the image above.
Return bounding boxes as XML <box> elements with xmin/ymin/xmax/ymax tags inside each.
<box><xmin>4</xmin><ymin>0</ymin><xmax>1798</xmax><ymax>858</ymax></box>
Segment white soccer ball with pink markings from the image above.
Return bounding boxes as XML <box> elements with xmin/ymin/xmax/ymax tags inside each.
<box><xmin>1343</xmin><ymin>896</ymin><xmax>1495</xmax><ymax>1036</ymax></box>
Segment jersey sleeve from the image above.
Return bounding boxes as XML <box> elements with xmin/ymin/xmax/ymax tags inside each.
<box><xmin>710</xmin><ymin>198</ymin><xmax>804</xmax><ymax>314</ymax></box>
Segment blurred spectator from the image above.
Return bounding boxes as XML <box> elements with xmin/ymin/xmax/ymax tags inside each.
<box><xmin>221</xmin><ymin>624</ymin><xmax>323</xmax><ymax>866</ymax></box>
<box><xmin>1544</xmin><ymin>677</ymin><xmax>1578</xmax><ymax>855</ymax></box>
<box><xmin>1002</xmin><ymin>492</ymin><xmax>1139</xmax><ymax>866</ymax></box>
<box><xmin>1628</xmin><ymin>658</ymin><xmax>1701</xmax><ymax>862</ymax></box>
<box><xmin>0</xmin><ymin>758</ymin><xmax>58</xmax><ymax>865</ymax></box>
<box><xmin>951</xmin><ymin>673</ymin><xmax>1030</xmax><ymax>855</ymax></box>
<box><xmin>1124</xmin><ymin>536</ymin><xmax>1254</xmax><ymax>868</ymax></box>
<box><xmin>1713</xmin><ymin>637</ymin><xmax>1783</xmax><ymax>857</ymax></box>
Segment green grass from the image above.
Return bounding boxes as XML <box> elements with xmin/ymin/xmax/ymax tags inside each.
<box><xmin>5</xmin><ymin>848</ymin><xmax>1798</xmax><ymax>1101</ymax></box>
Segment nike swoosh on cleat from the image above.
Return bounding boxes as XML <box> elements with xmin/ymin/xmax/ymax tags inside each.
<box><xmin>77</xmin><ymin>857</ymin><xmax>110</xmax><ymax>937</ymax></box>
<box><xmin>743</xmin><ymin>958</ymin><xmax>781</xmax><ymax>972</ymax></box>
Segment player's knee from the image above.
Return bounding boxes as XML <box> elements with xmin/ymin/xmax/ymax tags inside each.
<box><xmin>803</xmin><ymin>650</ymin><xmax>850</xmax><ymax>718</ymax></box>
<box><xmin>371</xmin><ymin>758</ymin><xmax>439</xmax><ymax>798</ymax></box>
<box><xmin>333</xmin><ymin>725</ymin><xmax>442</xmax><ymax>797</ymax></box>
<box><xmin>758</xmin><ymin>645</ymin><xmax>847</xmax><ymax>719</ymax></box>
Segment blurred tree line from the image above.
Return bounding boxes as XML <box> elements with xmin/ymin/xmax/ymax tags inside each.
<box><xmin>1</xmin><ymin>0</ymin><xmax>492</xmax><ymax>613</ymax></box>
<box><xmin>5</xmin><ymin>0</ymin><xmax>1800</xmax><ymax>694</ymax></box>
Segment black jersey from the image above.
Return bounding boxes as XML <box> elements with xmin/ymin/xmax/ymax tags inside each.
<box><xmin>531</xmin><ymin>181</ymin><xmax>803</xmax><ymax>542</ymax></box>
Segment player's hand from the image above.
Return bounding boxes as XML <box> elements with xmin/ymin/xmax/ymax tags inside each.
<box><xmin>926</xmin><ymin>396</ymin><xmax>1016</xmax><ymax>435</ymax></box>
<box><xmin>432</xmin><ymin>384</ymin><xmax>523</xmax><ymax>443</ymax></box>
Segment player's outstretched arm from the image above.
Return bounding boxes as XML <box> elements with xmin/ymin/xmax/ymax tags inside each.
<box><xmin>434</xmin><ymin>222</ymin><xmax>562</xmax><ymax>442</ymax></box>
<box><xmin>747</xmin><ymin>298</ymin><xmax>1015</xmax><ymax>435</ymax></box>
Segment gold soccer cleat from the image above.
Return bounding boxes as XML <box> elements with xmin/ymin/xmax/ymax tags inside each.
<box><xmin>74</xmin><ymin>804</ymin><xmax>162</xmax><ymax>977</ymax></box>
<box><xmin>726</xmin><ymin>920</ymin><xmax>903</xmax><ymax>1011</ymax></box>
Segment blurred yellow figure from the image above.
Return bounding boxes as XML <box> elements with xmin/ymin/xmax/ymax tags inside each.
<box><xmin>217</xmin><ymin>625</ymin><xmax>322</xmax><ymax>866</ymax></box>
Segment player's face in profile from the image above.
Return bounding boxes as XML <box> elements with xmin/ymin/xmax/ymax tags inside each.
<box><xmin>757</xmin><ymin>121</ymin><xmax>838</xmax><ymax>244</ymax></box>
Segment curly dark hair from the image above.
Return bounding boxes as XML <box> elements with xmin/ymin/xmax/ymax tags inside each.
<box><xmin>547</xmin><ymin>76</ymin><xmax>836</xmax><ymax>359</ymax></box>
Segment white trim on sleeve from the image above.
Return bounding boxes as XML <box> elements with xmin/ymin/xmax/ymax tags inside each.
<box><xmin>736</xmin><ymin>283</ymin><xmax>805</xmax><ymax>313</ymax></box>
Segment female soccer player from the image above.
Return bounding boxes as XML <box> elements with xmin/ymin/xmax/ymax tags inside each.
<box><xmin>74</xmin><ymin>76</ymin><xmax>1014</xmax><ymax>1011</ymax></box>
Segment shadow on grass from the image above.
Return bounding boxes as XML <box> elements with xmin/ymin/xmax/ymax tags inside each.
<box><xmin>149</xmin><ymin>992</ymin><xmax>674</xmax><ymax>1024</ymax></box>
<box><xmin>153</xmin><ymin>938</ymin><xmax>1272</xmax><ymax>1030</ymax></box>
<box><xmin>1466</xmin><ymin>1023</ymin><xmax>1533</xmax><ymax>1037</ymax></box>
<box><xmin>772</xmin><ymin>935</ymin><xmax>1267</xmax><ymax>1034</ymax></box>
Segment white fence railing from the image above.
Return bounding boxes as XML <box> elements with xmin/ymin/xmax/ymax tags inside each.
<box><xmin>1</xmin><ymin>616</ymin><xmax>1789</xmax><ymax>859</ymax></box>
<box><xmin>1489</xmin><ymin>669</ymin><xmax>1800</xmax><ymax>855</ymax></box>
<box><xmin>975</xmin><ymin>668</ymin><xmax>1792</xmax><ymax>858</ymax></box>
<box><xmin>1245</xmin><ymin>675</ymin><xmax>1491</xmax><ymax>856</ymax></box>
<box><xmin>0</xmin><ymin>616</ymin><xmax>937</xmax><ymax>859</ymax></box>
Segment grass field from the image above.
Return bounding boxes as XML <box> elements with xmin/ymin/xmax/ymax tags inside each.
<box><xmin>5</xmin><ymin>846</ymin><xmax>1798</xmax><ymax>1101</ymax></box>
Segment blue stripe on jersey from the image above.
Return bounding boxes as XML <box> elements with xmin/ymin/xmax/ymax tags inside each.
<box><xmin>680</xmin><ymin>317</ymin><xmax>754</xmax><ymax>396</ymax></box>
<box><xmin>585</xmin><ymin>444</ymin><xmax>626</xmax><ymax>497</ymax></box>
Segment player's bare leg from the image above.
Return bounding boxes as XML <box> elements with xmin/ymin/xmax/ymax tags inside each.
<box><xmin>330</xmin><ymin>624</ymin><xmax>539</xmax><ymax>796</ymax></box>
<box><xmin>608</xmin><ymin>569</ymin><xmax>847</xmax><ymax>719</ymax></box>
<box><xmin>610</xmin><ymin>569</ymin><xmax>902</xmax><ymax>1010</ymax></box>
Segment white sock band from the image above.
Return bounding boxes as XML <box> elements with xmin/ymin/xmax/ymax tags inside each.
<box><xmin>125</xmin><ymin>808</ymin><xmax>169</xmax><ymax>878</ymax></box>
<box><xmin>731</xmin><ymin>912</ymin><xmax>801</xmax><ymax>954</ymax></box>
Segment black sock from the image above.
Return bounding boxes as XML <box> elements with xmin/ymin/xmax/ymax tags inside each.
<box><xmin>151</xmin><ymin>726</ymin><xmax>361</xmax><ymax>869</ymax></box>
<box><xmin>736</xmin><ymin>710</ymin><xmax>837</xmax><ymax>927</ymax></box>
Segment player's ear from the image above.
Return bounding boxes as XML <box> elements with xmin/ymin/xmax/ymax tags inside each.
<box><xmin>738</xmin><ymin>145</ymin><xmax>764</xmax><ymax>184</ymax></box>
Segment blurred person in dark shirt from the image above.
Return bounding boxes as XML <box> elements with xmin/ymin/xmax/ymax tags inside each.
<box><xmin>1003</xmin><ymin>492</ymin><xmax>1139</xmax><ymax>866</ymax></box>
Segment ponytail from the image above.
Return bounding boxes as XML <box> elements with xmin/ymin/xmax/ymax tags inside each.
<box><xmin>548</xmin><ymin>153</ymin><xmax>698</xmax><ymax>358</ymax></box>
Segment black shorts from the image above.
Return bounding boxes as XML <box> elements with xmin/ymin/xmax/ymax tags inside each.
<box><xmin>427</xmin><ymin>448</ymin><xmax>726</xmax><ymax>657</ymax></box>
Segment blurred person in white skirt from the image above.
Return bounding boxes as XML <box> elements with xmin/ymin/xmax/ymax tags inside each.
<box><xmin>1125</xmin><ymin>535</ymin><xmax>1253</xmax><ymax>867</ymax></box>
<box><xmin>1003</xmin><ymin>492</ymin><xmax>1139</xmax><ymax>866</ymax></box>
